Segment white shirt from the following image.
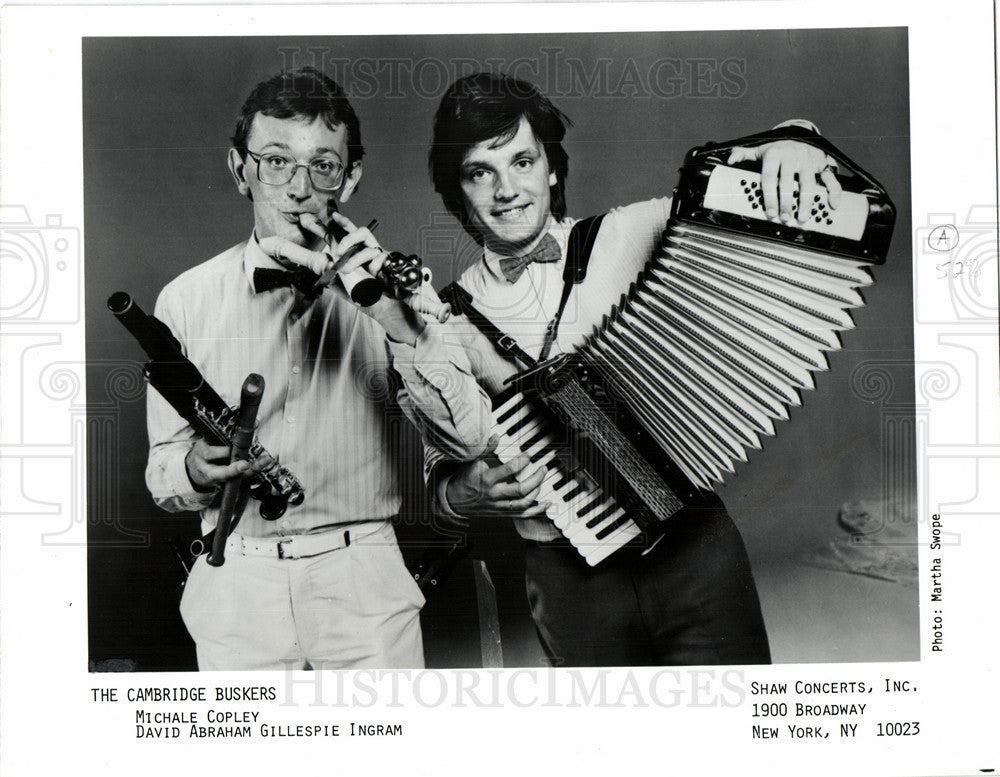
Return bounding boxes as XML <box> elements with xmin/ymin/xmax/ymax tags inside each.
<box><xmin>421</xmin><ymin>198</ymin><xmax>673</xmax><ymax>541</ymax></box>
<box><xmin>145</xmin><ymin>235</ymin><xmax>489</xmax><ymax>538</ymax></box>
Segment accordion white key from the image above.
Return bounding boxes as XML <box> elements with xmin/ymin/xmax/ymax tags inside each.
<box><xmin>493</xmin><ymin>130</ymin><xmax>896</xmax><ymax>565</ymax></box>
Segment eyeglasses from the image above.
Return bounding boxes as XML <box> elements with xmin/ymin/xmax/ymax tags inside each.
<box><xmin>245</xmin><ymin>150</ymin><xmax>346</xmax><ymax>192</ymax></box>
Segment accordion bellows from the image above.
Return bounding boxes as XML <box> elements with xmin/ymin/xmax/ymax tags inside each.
<box><xmin>583</xmin><ymin>220</ymin><xmax>877</xmax><ymax>492</ymax></box>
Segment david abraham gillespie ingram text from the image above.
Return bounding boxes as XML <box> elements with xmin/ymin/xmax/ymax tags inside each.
<box><xmin>136</xmin><ymin>721</ymin><xmax>404</xmax><ymax>739</ymax></box>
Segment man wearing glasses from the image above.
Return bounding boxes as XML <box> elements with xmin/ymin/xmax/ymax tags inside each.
<box><xmin>145</xmin><ymin>68</ymin><xmax>488</xmax><ymax>670</ymax></box>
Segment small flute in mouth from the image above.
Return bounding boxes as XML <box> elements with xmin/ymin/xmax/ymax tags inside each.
<box><xmin>321</xmin><ymin>215</ymin><xmax>379</xmax><ymax>248</ymax></box>
<box><xmin>300</xmin><ymin>214</ymin><xmax>450</xmax><ymax>322</ymax></box>
<box><xmin>300</xmin><ymin>213</ymin><xmax>386</xmax><ymax>305</ymax></box>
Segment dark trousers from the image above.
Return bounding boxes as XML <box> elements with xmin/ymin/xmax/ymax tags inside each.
<box><xmin>524</xmin><ymin>495</ymin><xmax>770</xmax><ymax>667</ymax></box>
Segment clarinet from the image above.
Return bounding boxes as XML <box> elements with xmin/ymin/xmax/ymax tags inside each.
<box><xmin>108</xmin><ymin>291</ymin><xmax>305</xmax><ymax>519</ymax></box>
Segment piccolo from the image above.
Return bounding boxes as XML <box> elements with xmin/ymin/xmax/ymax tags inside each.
<box><xmin>107</xmin><ymin>291</ymin><xmax>305</xmax><ymax>519</ymax></box>
<box><xmin>300</xmin><ymin>214</ymin><xmax>451</xmax><ymax>323</ymax></box>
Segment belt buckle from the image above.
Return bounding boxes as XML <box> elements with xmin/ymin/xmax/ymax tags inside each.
<box><xmin>276</xmin><ymin>538</ymin><xmax>294</xmax><ymax>560</ymax></box>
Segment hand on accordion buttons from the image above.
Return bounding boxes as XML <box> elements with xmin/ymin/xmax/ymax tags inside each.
<box><xmin>728</xmin><ymin>140</ymin><xmax>842</xmax><ymax>225</ymax></box>
<box><xmin>444</xmin><ymin>438</ymin><xmax>550</xmax><ymax>521</ymax></box>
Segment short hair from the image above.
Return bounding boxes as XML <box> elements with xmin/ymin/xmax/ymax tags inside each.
<box><xmin>231</xmin><ymin>67</ymin><xmax>364</xmax><ymax>169</ymax></box>
<box><xmin>429</xmin><ymin>72</ymin><xmax>572</xmax><ymax>230</ymax></box>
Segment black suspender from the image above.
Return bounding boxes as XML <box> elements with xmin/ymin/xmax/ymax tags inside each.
<box><xmin>439</xmin><ymin>214</ymin><xmax>606</xmax><ymax>370</ymax></box>
<box><xmin>440</xmin><ymin>281</ymin><xmax>539</xmax><ymax>369</ymax></box>
<box><xmin>538</xmin><ymin>214</ymin><xmax>604</xmax><ymax>361</ymax></box>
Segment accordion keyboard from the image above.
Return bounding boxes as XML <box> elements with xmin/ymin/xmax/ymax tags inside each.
<box><xmin>491</xmin><ymin>392</ymin><xmax>642</xmax><ymax>565</ymax></box>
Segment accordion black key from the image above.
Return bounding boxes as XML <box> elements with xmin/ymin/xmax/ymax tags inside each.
<box><xmin>493</xmin><ymin>129</ymin><xmax>896</xmax><ymax>565</ymax></box>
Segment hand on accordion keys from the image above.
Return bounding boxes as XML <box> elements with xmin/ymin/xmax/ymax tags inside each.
<box><xmin>440</xmin><ymin>436</ymin><xmax>550</xmax><ymax>525</ymax></box>
<box><xmin>727</xmin><ymin>139</ymin><xmax>842</xmax><ymax>225</ymax></box>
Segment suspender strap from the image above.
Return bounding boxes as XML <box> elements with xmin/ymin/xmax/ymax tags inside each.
<box><xmin>440</xmin><ymin>214</ymin><xmax>606</xmax><ymax>369</ymax></box>
<box><xmin>439</xmin><ymin>282</ymin><xmax>538</xmax><ymax>369</ymax></box>
<box><xmin>538</xmin><ymin>214</ymin><xmax>606</xmax><ymax>362</ymax></box>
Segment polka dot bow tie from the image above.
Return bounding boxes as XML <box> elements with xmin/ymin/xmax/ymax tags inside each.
<box><xmin>498</xmin><ymin>234</ymin><xmax>561</xmax><ymax>283</ymax></box>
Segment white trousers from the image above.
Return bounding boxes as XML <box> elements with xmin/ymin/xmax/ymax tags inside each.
<box><xmin>180</xmin><ymin>523</ymin><xmax>425</xmax><ymax>670</ymax></box>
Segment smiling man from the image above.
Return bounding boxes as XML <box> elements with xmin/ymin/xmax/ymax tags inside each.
<box><xmin>421</xmin><ymin>71</ymin><xmax>841</xmax><ymax>667</ymax></box>
<box><xmin>145</xmin><ymin>68</ymin><xmax>488</xmax><ymax>671</ymax></box>
<box><xmin>458</xmin><ymin>118</ymin><xmax>557</xmax><ymax>253</ymax></box>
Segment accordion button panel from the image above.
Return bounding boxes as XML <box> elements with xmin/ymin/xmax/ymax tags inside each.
<box><xmin>703</xmin><ymin>165</ymin><xmax>869</xmax><ymax>241</ymax></box>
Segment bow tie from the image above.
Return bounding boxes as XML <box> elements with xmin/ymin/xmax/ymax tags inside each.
<box><xmin>253</xmin><ymin>266</ymin><xmax>322</xmax><ymax>298</ymax></box>
<box><xmin>498</xmin><ymin>234</ymin><xmax>561</xmax><ymax>283</ymax></box>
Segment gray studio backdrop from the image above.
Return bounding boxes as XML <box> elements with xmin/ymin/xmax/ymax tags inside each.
<box><xmin>85</xmin><ymin>29</ymin><xmax>915</xmax><ymax>671</ymax></box>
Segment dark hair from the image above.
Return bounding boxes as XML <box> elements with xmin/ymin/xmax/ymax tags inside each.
<box><xmin>232</xmin><ymin>67</ymin><xmax>364</xmax><ymax>169</ymax></box>
<box><xmin>429</xmin><ymin>72</ymin><xmax>572</xmax><ymax>230</ymax></box>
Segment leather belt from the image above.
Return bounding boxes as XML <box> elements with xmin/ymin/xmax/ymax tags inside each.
<box><xmin>226</xmin><ymin>523</ymin><xmax>387</xmax><ymax>560</ymax></box>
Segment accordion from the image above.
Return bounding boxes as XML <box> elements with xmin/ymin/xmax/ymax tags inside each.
<box><xmin>490</xmin><ymin>128</ymin><xmax>896</xmax><ymax>565</ymax></box>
